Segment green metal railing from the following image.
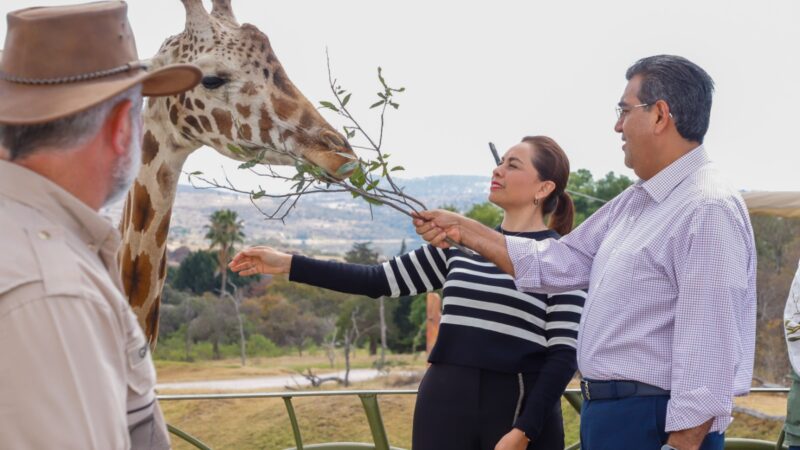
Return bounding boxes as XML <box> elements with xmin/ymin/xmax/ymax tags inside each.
<box><xmin>158</xmin><ymin>387</ymin><xmax>791</xmax><ymax>450</ymax></box>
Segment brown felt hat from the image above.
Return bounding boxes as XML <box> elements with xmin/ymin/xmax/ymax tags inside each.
<box><xmin>0</xmin><ymin>1</ymin><xmax>202</xmax><ymax>125</ymax></box>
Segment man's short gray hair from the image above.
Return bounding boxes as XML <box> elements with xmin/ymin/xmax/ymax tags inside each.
<box><xmin>0</xmin><ymin>84</ymin><xmax>143</xmax><ymax>161</ymax></box>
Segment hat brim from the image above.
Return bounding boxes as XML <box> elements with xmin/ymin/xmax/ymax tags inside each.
<box><xmin>0</xmin><ymin>56</ymin><xmax>201</xmax><ymax>125</ymax></box>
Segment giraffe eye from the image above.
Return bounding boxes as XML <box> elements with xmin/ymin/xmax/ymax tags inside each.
<box><xmin>201</xmin><ymin>76</ymin><xmax>227</xmax><ymax>90</ymax></box>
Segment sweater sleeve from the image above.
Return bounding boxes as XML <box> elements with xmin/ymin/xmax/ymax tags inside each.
<box><xmin>513</xmin><ymin>289</ymin><xmax>585</xmax><ymax>439</ymax></box>
<box><xmin>289</xmin><ymin>245</ymin><xmax>449</xmax><ymax>298</ymax></box>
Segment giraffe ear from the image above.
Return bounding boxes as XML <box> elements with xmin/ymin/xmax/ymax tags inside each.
<box><xmin>211</xmin><ymin>0</ymin><xmax>239</xmax><ymax>26</ymax></box>
<box><xmin>180</xmin><ymin>0</ymin><xmax>211</xmax><ymax>31</ymax></box>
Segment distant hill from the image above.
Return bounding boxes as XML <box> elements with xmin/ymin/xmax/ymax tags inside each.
<box><xmin>104</xmin><ymin>175</ymin><xmax>490</xmax><ymax>256</ymax></box>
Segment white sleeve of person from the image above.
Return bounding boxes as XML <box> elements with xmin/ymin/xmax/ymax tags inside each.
<box><xmin>785</xmin><ymin>259</ymin><xmax>800</xmax><ymax>375</ymax></box>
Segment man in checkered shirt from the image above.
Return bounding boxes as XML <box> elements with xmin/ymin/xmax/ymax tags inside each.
<box><xmin>414</xmin><ymin>55</ymin><xmax>756</xmax><ymax>450</ymax></box>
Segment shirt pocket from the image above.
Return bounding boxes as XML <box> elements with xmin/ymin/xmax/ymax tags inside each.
<box><xmin>126</xmin><ymin>334</ymin><xmax>155</xmax><ymax>396</ymax></box>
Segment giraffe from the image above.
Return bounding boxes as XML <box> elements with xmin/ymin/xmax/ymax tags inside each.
<box><xmin>119</xmin><ymin>0</ymin><xmax>356</xmax><ymax>344</ymax></box>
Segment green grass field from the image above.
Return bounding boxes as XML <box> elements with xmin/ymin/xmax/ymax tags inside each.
<box><xmin>155</xmin><ymin>356</ymin><xmax>788</xmax><ymax>449</ymax></box>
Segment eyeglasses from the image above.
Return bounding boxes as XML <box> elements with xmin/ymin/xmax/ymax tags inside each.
<box><xmin>615</xmin><ymin>103</ymin><xmax>650</xmax><ymax>120</ymax></box>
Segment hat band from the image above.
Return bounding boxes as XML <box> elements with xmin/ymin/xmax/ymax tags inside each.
<box><xmin>0</xmin><ymin>60</ymin><xmax>147</xmax><ymax>85</ymax></box>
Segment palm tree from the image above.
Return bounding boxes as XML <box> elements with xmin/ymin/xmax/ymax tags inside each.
<box><xmin>205</xmin><ymin>209</ymin><xmax>245</xmax><ymax>296</ymax></box>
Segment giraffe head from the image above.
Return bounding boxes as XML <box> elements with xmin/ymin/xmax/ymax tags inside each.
<box><xmin>147</xmin><ymin>0</ymin><xmax>356</xmax><ymax>177</ymax></box>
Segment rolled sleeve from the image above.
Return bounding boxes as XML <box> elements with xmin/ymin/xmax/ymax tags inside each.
<box><xmin>507</xmin><ymin>235</ymin><xmax>544</xmax><ymax>291</ymax></box>
<box><xmin>506</xmin><ymin>203</ymin><xmax>609</xmax><ymax>294</ymax></box>
<box><xmin>667</xmin><ymin>203</ymin><xmax>751</xmax><ymax>433</ymax></box>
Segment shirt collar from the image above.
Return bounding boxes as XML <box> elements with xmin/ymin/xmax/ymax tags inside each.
<box><xmin>638</xmin><ymin>145</ymin><xmax>710</xmax><ymax>203</ymax></box>
<box><xmin>0</xmin><ymin>161</ymin><xmax>118</xmax><ymax>250</ymax></box>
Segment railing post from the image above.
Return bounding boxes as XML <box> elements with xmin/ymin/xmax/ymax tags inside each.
<box><xmin>563</xmin><ymin>390</ymin><xmax>583</xmax><ymax>414</ymax></box>
<box><xmin>283</xmin><ymin>396</ymin><xmax>304</xmax><ymax>450</ymax></box>
<box><xmin>166</xmin><ymin>423</ymin><xmax>213</xmax><ymax>450</ymax></box>
<box><xmin>359</xmin><ymin>393</ymin><xmax>391</xmax><ymax>450</ymax></box>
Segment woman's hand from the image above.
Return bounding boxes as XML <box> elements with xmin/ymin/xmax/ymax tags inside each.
<box><xmin>413</xmin><ymin>209</ymin><xmax>466</xmax><ymax>248</ymax></box>
<box><xmin>494</xmin><ymin>428</ymin><xmax>530</xmax><ymax>450</ymax></box>
<box><xmin>228</xmin><ymin>246</ymin><xmax>292</xmax><ymax>276</ymax></box>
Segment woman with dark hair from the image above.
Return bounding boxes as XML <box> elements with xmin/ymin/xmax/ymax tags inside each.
<box><xmin>230</xmin><ymin>136</ymin><xmax>585</xmax><ymax>450</ymax></box>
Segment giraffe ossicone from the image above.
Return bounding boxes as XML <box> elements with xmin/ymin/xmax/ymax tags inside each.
<box><xmin>119</xmin><ymin>0</ymin><xmax>357</xmax><ymax>344</ymax></box>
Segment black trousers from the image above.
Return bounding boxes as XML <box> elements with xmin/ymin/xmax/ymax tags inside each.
<box><xmin>412</xmin><ymin>363</ymin><xmax>564</xmax><ymax>450</ymax></box>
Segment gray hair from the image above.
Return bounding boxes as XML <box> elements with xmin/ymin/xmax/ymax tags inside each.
<box><xmin>0</xmin><ymin>84</ymin><xmax>143</xmax><ymax>160</ymax></box>
<box><xmin>626</xmin><ymin>55</ymin><xmax>714</xmax><ymax>144</ymax></box>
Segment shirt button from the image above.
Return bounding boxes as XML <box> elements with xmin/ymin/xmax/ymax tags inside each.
<box><xmin>37</xmin><ymin>230</ymin><xmax>50</xmax><ymax>240</ymax></box>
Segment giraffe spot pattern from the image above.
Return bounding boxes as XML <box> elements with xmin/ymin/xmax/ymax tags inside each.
<box><xmin>272</xmin><ymin>66</ymin><xmax>296</xmax><ymax>98</ymax></box>
<box><xmin>239</xmin><ymin>81</ymin><xmax>258</xmax><ymax>96</ymax></box>
<box><xmin>131</xmin><ymin>181</ymin><xmax>156</xmax><ymax>233</ymax></box>
<box><xmin>194</xmin><ymin>99</ymin><xmax>205</xmax><ymax>110</ymax></box>
<box><xmin>141</xmin><ymin>130</ymin><xmax>159</xmax><ymax>166</ymax></box>
<box><xmin>169</xmin><ymin>104</ymin><xmax>179</xmax><ymax>125</ymax></box>
<box><xmin>238</xmin><ymin>123</ymin><xmax>252</xmax><ymax>141</ymax></box>
<box><xmin>299</xmin><ymin>110</ymin><xmax>314</xmax><ymax>129</ymax></box>
<box><xmin>184</xmin><ymin>115</ymin><xmax>204</xmax><ymax>134</ymax></box>
<box><xmin>272</xmin><ymin>93</ymin><xmax>297</xmax><ymax>121</ymax></box>
<box><xmin>121</xmin><ymin>245</ymin><xmax>153</xmax><ymax>309</ymax></box>
<box><xmin>145</xmin><ymin>299</ymin><xmax>160</xmax><ymax>343</ymax></box>
<box><xmin>199</xmin><ymin>115</ymin><xmax>213</xmax><ymax>132</ymax></box>
<box><xmin>211</xmin><ymin>108</ymin><xmax>234</xmax><ymax>140</ymax></box>
<box><xmin>235</xmin><ymin>103</ymin><xmax>251</xmax><ymax>118</ymax></box>
<box><xmin>259</xmin><ymin>105</ymin><xmax>273</xmax><ymax>144</ymax></box>
<box><xmin>155</xmin><ymin>212</ymin><xmax>171</xmax><ymax>249</ymax></box>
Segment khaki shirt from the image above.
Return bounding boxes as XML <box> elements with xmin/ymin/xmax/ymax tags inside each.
<box><xmin>0</xmin><ymin>161</ymin><xmax>169</xmax><ymax>450</ymax></box>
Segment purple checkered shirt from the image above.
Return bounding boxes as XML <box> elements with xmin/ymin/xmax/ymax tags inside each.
<box><xmin>506</xmin><ymin>146</ymin><xmax>756</xmax><ymax>433</ymax></box>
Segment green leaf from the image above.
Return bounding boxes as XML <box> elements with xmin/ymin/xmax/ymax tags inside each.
<box><xmin>238</xmin><ymin>160</ymin><xmax>258</xmax><ymax>169</ymax></box>
<box><xmin>364</xmin><ymin>196</ymin><xmax>383</xmax><ymax>206</ymax></box>
<box><xmin>390</xmin><ymin>102</ymin><xmax>399</xmax><ymax>109</ymax></box>
<box><xmin>227</xmin><ymin>143</ymin><xmax>244</xmax><ymax>155</ymax></box>
<box><xmin>377</xmin><ymin>66</ymin><xmax>387</xmax><ymax>89</ymax></box>
<box><xmin>348</xmin><ymin>165</ymin><xmax>366</xmax><ymax>188</ymax></box>
<box><xmin>189</xmin><ymin>170</ymin><xmax>203</xmax><ymax>176</ymax></box>
<box><xmin>391</xmin><ymin>165</ymin><xmax>405</xmax><ymax>171</ymax></box>
<box><xmin>319</xmin><ymin>101</ymin><xmax>339</xmax><ymax>112</ymax></box>
<box><xmin>347</xmin><ymin>129</ymin><xmax>356</xmax><ymax>138</ymax></box>
<box><xmin>369</xmin><ymin>100</ymin><xmax>384</xmax><ymax>109</ymax></box>
<box><xmin>341</xmin><ymin>93</ymin><xmax>351</xmax><ymax>107</ymax></box>
<box><xmin>251</xmin><ymin>190</ymin><xmax>266</xmax><ymax>199</ymax></box>
<box><xmin>366</xmin><ymin>179</ymin><xmax>380</xmax><ymax>191</ymax></box>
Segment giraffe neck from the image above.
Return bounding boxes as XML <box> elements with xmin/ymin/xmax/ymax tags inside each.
<box><xmin>119</xmin><ymin>98</ymin><xmax>198</xmax><ymax>342</ymax></box>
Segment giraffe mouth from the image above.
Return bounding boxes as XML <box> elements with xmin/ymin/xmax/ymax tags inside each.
<box><xmin>301</xmin><ymin>129</ymin><xmax>357</xmax><ymax>180</ymax></box>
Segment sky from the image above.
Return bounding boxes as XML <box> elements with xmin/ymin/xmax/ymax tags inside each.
<box><xmin>2</xmin><ymin>0</ymin><xmax>799</xmax><ymax>192</ymax></box>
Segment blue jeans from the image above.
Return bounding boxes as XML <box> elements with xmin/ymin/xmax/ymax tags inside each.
<box><xmin>580</xmin><ymin>395</ymin><xmax>724</xmax><ymax>450</ymax></box>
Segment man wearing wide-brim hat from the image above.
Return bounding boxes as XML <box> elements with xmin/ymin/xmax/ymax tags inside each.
<box><xmin>0</xmin><ymin>2</ymin><xmax>200</xmax><ymax>449</ymax></box>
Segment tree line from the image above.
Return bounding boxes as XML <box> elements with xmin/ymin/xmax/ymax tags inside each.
<box><xmin>154</xmin><ymin>168</ymin><xmax>795</xmax><ymax>385</ymax></box>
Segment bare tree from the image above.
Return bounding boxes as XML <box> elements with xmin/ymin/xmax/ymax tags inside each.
<box><xmin>222</xmin><ymin>282</ymin><xmax>247</xmax><ymax>366</ymax></box>
<box><xmin>378</xmin><ymin>296</ymin><xmax>387</xmax><ymax>370</ymax></box>
<box><xmin>322</xmin><ymin>317</ymin><xmax>338</xmax><ymax>368</ymax></box>
<box><xmin>342</xmin><ymin>307</ymin><xmax>361</xmax><ymax>387</ymax></box>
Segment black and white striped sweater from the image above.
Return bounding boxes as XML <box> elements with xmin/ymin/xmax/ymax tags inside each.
<box><xmin>290</xmin><ymin>229</ymin><xmax>586</xmax><ymax>437</ymax></box>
